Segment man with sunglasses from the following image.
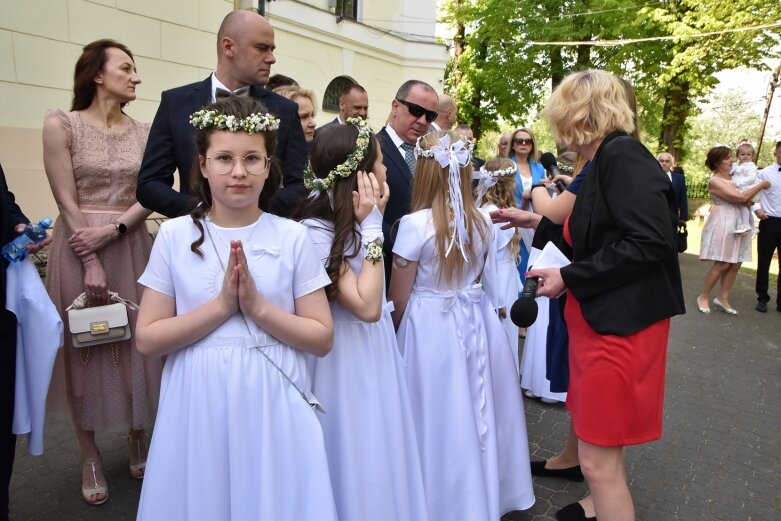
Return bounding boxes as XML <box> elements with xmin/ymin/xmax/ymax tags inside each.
<box><xmin>377</xmin><ymin>80</ymin><xmax>439</xmax><ymax>279</ymax></box>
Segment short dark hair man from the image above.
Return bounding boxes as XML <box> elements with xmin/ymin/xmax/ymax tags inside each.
<box><xmin>376</xmin><ymin>80</ymin><xmax>438</xmax><ymax>276</ymax></box>
<box><xmin>314</xmin><ymin>83</ymin><xmax>369</xmax><ymax>137</ymax></box>
<box><xmin>754</xmin><ymin>140</ymin><xmax>781</xmax><ymax>312</ymax></box>
<box><xmin>136</xmin><ymin>10</ymin><xmax>308</xmax><ymax>217</ymax></box>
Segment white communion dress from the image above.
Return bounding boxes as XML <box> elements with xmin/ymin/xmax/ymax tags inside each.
<box><xmin>302</xmin><ymin>218</ymin><xmax>428</xmax><ymax>520</ymax></box>
<box><xmin>136</xmin><ymin>214</ymin><xmax>337</xmax><ymax>521</ymax></box>
<box><xmin>393</xmin><ymin>209</ymin><xmax>535</xmax><ymax>520</ymax></box>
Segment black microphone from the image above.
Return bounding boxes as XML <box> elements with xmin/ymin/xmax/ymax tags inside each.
<box><xmin>539</xmin><ymin>152</ymin><xmax>567</xmax><ymax>194</ymax></box>
<box><xmin>510</xmin><ymin>276</ymin><xmax>539</xmax><ymax>327</ymax></box>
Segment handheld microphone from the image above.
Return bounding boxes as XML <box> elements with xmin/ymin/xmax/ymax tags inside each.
<box><xmin>539</xmin><ymin>152</ymin><xmax>567</xmax><ymax>194</ymax></box>
<box><xmin>510</xmin><ymin>276</ymin><xmax>539</xmax><ymax>327</ymax></box>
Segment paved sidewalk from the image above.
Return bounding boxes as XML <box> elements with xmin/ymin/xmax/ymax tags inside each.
<box><xmin>8</xmin><ymin>253</ymin><xmax>781</xmax><ymax>520</ymax></box>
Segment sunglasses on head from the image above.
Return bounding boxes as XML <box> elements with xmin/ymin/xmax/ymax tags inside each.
<box><xmin>514</xmin><ymin>138</ymin><xmax>534</xmax><ymax>145</ymax></box>
<box><xmin>396</xmin><ymin>98</ymin><xmax>438</xmax><ymax>123</ymax></box>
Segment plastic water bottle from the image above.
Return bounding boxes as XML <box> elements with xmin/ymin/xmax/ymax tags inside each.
<box><xmin>2</xmin><ymin>217</ymin><xmax>53</xmax><ymax>263</ymax></box>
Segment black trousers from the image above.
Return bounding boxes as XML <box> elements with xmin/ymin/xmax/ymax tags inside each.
<box><xmin>0</xmin><ymin>310</ymin><xmax>17</xmax><ymax>521</ymax></box>
<box><xmin>755</xmin><ymin>217</ymin><xmax>781</xmax><ymax>306</ymax></box>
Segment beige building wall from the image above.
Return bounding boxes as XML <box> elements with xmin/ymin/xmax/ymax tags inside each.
<box><xmin>0</xmin><ymin>0</ymin><xmax>446</xmax><ymax>219</ymax></box>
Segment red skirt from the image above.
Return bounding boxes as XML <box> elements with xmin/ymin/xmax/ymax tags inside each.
<box><xmin>564</xmin><ymin>293</ymin><xmax>669</xmax><ymax>447</ymax></box>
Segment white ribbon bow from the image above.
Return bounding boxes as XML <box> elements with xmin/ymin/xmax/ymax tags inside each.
<box><xmin>430</xmin><ymin>135</ymin><xmax>471</xmax><ymax>260</ymax></box>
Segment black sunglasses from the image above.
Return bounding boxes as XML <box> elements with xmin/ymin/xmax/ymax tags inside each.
<box><xmin>396</xmin><ymin>98</ymin><xmax>438</xmax><ymax>123</ymax></box>
<box><xmin>514</xmin><ymin>138</ymin><xmax>534</xmax><ymax>145</ymax></box>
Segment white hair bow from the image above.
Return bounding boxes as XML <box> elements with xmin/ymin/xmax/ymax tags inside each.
<box><xmin>429</xmin><ymin>135</ymin><xmax>471</xmax><ymax>260</ymax></box>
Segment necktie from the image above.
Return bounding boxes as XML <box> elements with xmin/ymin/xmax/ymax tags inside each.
<box><xmin>215</xmin><ymin>86</ymin><xmax>251</xmax><ymax>100</ymax></box>
<box><xmin>400</xmin><ymin>142</ymin><xmax>416</xmax><ymax>175</ymax></box>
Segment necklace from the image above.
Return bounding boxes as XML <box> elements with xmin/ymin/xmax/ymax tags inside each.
<box><xmin>202</xmin><ymin>220</ymin><xmax>314</xmax><ymax>408</ymax></box>
<box><xmin>206</xmin><ymin>214</ymin><xmax>262</xmax><ymax>252</ymax></box>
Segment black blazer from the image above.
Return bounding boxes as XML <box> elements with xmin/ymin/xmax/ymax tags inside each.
<box><xmin>0</xmin><ymin>164</ymin><xmax>29</xmax><ymax>309</ymax></box>
<box><xmin>670</xmin><ymin>170</ymin><xmax>688</xmax><ymax>223</ymax></box>
<box><xmin>533</xmin><ymin>132</ymin><xmax>685</xmax><ymax>336</ymax></box>
<box><xmin>312</xmin><ymin>117</ymin><xmax>340</xmax><ymax>140</ymax></box>
<box><xmin>136</xmin><ymin>76</ymin><xmax>308</xmax><ymax>217</ymax></box>
<box><xmin>377</xmin><ymin>127</ymin><xmax>413</xmax><ymax>261</ymax></box>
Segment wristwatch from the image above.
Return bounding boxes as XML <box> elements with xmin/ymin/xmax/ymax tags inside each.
<box><xmin>114</xmin><ymin>222</ymin><xmax>127</xmax><ymax>235</ymax></box>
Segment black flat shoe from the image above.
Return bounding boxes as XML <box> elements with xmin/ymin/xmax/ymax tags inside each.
<box><xmin>529</xmin><ymin>460</ymin><xmax>585</xmax><ymax>482</ymax></box>
<box><xmin>555</xmin><ymin>502</ymin><xmax>596</xmax><ymax>521</ymax></box>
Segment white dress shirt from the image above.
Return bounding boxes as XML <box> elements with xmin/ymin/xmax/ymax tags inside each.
<box><xmin>757</xmin><ymin>162</ymin><xmax>781</xmax><ymax>217</ymax></box>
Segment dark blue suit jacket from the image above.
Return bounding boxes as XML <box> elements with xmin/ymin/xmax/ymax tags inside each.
<box><xmin>670</xmin><ymin>171</ymin><xmax>688</xmax><ymax>223</ymax></box>
<box><xmin>377</xmin><ymin>127</ymin><xmax>414</xmax><ymax>280</ymax></box>
<box><xmin>312</xmin><ymin>117</ymin><xmax>340</xmax><ymax>140</ymax></box>
<box><xmin>136</xmin><ymin>76</ymin><xmax>308</xmax><ymax>217</ymax></box>
<box><xmin>1</xmin><ymin>164</ymin><xmax>29</xmax><ymax>308</ymax></box>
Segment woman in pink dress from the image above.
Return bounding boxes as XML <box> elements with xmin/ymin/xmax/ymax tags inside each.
<box><xmin>696</xmin><ymin>146</ymin><xmax>770</xmax><ymax>314</ymax></box>
<box><xmin>43</xmin><ymin>39</ymin><xmax>162</xmax><ymax>506</ymax></box>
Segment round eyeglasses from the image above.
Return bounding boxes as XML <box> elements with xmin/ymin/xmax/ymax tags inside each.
<box><xmin>206</xmin><ymin>153</ymin><xmax>271</xmax><ymax>175</ymax></box>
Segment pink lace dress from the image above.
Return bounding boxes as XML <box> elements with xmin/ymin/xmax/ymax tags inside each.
<box><xmin>45</xmin><ymin>110</ymin><xmax>161</xmax><ymax>431</ymax></box>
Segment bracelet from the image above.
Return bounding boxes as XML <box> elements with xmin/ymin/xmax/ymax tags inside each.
<box><xmin>365</xmin><ymin>238</ymin><xmax>384</xmax><ymax>265</ymax></box>
<box><xmin>82</xmin><ymin>255</ymin><xmax>98</xmax><ymax>264</ymax></box>
<box><xmin>530</xmin><ymin>183</ymin><xmax>547</xmax><ymax>192</ymax></box>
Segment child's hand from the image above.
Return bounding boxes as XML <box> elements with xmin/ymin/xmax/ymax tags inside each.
<box><xmin>218</xmin><ymin>243</ymin><xmax>240</xmax><ymax>315</ymax></box>
<box><xmin>352</xmin><ymin>171</ymin><xmax>389</xmax><ymax>221</ymax></box>
<box><xmin>233</xmin><ymin>240</ymin><xmax>265</xmax><ymax>318</ymax></box>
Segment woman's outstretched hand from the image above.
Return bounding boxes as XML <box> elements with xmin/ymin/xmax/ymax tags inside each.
<box><xmin>489</xmin><ymin>207</ymin><xmax>542</xmax><ymax>230</ymax></box>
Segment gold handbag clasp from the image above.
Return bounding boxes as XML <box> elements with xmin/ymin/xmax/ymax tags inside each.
<box><xmin>90</xmin><ymin>320</ymin><xmax>109</xmax><ymax>335</ymax></box>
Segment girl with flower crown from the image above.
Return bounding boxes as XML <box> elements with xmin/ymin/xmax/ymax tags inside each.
<box><xmin>293</xmin><ymin>120</ymin><xmax>428</xmax><ymax>520</ymax></box>
<box><xmin>389</xmin><ymin>130</ymin><xmax>535</xmax><ymax>519</ymax></box>
<box><xmin>134</xmin><ymin>96</ymin><xmax>337</xmax><ymax>520</ymax></box>
<box><xmin>475</xmin><ymin>157</ymin><xmax>523</xmax><ymax>373</ymax></box>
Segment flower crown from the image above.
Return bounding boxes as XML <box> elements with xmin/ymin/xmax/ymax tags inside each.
<box><xmin>477</xmin><ymin>164</ymin><xmax>515</xmax><ymax>178</ymax></box>
<box><xmin>304</xmin><ymin>117</ymin><xmax>372</xmax><ymax>192</ymax></box>
<box><xmin>557</xmin><ymin>162</ymin><xmax>574</xmax><ymax>174</ymax></box>
<box><xmin>414</xmin><ymin>135</ymin><xmax>474</xmax><ymax>159</ymax></box>
<box><xmin>189</xmin><ymin>109</ymin><xmax>280</xmax><ymax>133</ymax></box>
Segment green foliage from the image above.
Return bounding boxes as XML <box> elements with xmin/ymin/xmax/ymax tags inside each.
<box><xmin>440</xmin><ymin>0</ymin><xmax>781</xmax><ymax>160</ymax></box>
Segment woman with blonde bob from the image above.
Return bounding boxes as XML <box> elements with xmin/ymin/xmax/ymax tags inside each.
<box><xmin>272</xmin><ymin>85</ymin><xmax>318</xmax><ymax>143</ymax></box>
<box><xmin>390</xmin><ymin>130</ymin><xmax>535</xmax><ymax>519</ymax></box>
<box><xmin>492</xmin><ymin>70</ymin><xmax>684</xmax><ymax>521</ymax></box>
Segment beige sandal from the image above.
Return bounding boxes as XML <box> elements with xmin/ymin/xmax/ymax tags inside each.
<box><xmin>128</xmin><ymin>434</ymin><xmax>148</xmax><ymax>479</ymax></box>
<box><xmin>81</xmin><ymin>459</ymin><xmax>108</xmax><ymax>505</ymax></box>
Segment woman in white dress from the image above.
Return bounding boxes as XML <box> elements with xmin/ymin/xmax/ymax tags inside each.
<box><xmin>294</xmin><ymin>119</ymin><xmax>428</xmax><ymax>520</ymax></box>
<box><xmin>389</xmin><ymin>130</ymin><xmax>535</xmax><ymax>520</ymax></box>
<box><xmin>475</xmin><ymin>157</ymin><xmax>523</xmax><ymax>374</ymax></box>
<box><xmin>134</xmin><ymin>96</ymin><xmax>337</xmax><ymax>520</ymax></box>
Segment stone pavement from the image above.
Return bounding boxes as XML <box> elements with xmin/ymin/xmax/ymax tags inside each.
<box><xmin>8</xmin><ymin>252</ymin><xmax>781</xmax><ymax>520</ymax></box>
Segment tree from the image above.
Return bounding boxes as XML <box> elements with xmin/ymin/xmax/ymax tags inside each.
<box><xmin>439</xmin><ymin>0</ymin><xmax>781</xmax><ymax>159</ymax></box>
<box><xmin>639</xmin><ymin>1</ymin><xmax>781</xmax><ymax>161</ymax></box>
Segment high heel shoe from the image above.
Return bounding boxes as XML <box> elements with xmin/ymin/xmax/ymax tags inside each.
<box><xmin>712</xmin><ymin>297</ymin><xmax>738</xmax><ymax>315</ymax></box>
<box><xmin>128</xmin><ymin>434</ymin><xmax>148</xmax><ymax>479</ymax></box>
<box><xmin>696</xmin><ymin>296</ymin><xmax>710</xmax><ymax>314</ymax></box>
<box><xmin>81</xmin><ymin>458</ymin><xmax>108</xmax><ymax>505</ymax></box>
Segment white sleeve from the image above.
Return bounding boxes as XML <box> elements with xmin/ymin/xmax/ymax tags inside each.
<box><xmin>480</xmin><ymin>217</ymin><xmax>501</xmax><ymax>309</ymax></box>
<box><xmin>292</xmin><ymin>226</ymin><xmax>332</xmax><ymax>299</ymax></box>
<box><xmin>138</xmin><ymin>225</ymin><xmax>175</xmax><ymax>297</ymax></box>
<box><xmin>392</xmin><ymin>214</ymin><xmax>424</xmax><ymax>261</ymax></box>
<box><xmin>302</xmin><ymin>219</ymin><xmax>334</xmax><ymax>267</ymax></box>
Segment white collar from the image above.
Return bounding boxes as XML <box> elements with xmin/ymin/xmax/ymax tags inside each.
<box><xmin>385</xmin><ymin>125</ymin><xmax>408</xmax><ymax>151</ymax></box>
<box><xmin>210</xmin><ymin>72</ymin><xmax>250</xmax><ymax>103</ymax></box>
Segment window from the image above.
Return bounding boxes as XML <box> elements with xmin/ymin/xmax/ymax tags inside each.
<box><xmin>336</xmin><ymin>0</ymin><xmax>358</xmax><ymax>21</ymax></box>
<box><xmin>322</xmin><ymin>76</ymin><xmax>356</xmax><ymax>113</ymax></box>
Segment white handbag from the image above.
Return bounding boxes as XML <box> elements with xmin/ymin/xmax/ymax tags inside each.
<box><xmin>66</xmin><ymin>292</ymin><xmax>138</xmax><ymax>348</ymax></box>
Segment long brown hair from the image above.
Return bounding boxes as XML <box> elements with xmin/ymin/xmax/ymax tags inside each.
<box><xmin>411</xmin><ymin>130</ymin><xmax>489</xmax><ymax>285</ymax></box>
<box><xmin>188</xmin><ymin>96</ymin><xmax>282</xmax><ymax>256</ymax></box>
<box><xmin>292</xmin><ymin>124</ymin><xmax>379</xmax><ymax>301</ymax></box>
<box><xmin>479</xmin><ymin>157</ymin><xmax>520</xmax><ymax>263</ymax></box>
<box><xmin>71</xmin><ymin>39</ymin><xmax>134</xmax><ymax>111</ymax></box>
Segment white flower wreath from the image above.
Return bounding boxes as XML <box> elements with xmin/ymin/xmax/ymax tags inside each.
<box><xmin>304</xmin><ymin>117</ymin><xmax>372</xmax><ymax>192</ymax></box>
<box><xmin>189</xmin><ymin>109</ymin><xmax>280</xmax><ymax>133</ymax></box>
